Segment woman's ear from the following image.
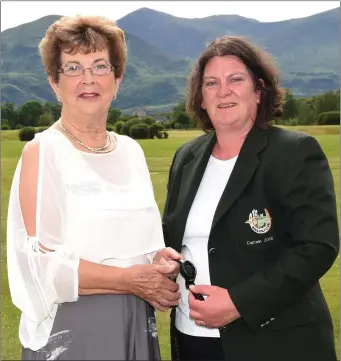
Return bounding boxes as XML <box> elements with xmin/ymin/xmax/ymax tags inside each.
<box><xmin>113</xmin><ymin>76</ymin><xmax>123</xmax><ymax>98</ymax></box>
<box><xmin>48</xmin><ymin>76</ymin><xmax>61</xmax><ymax>102</ymax></box>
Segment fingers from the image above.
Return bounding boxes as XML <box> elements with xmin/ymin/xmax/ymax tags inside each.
<box><xmin>158</xmin><ymin>297</ymin><xmax>179</xmax><ymax>308</ymax></box>
<box><xmin>165</xmin><ymin>278</ymin><xmax>180</xmax><ymax>292</ymax></box>
<box><xmin>150</xmin><ymin>300</ymin><xmax>170</xmax><ymax>312</ymax></box>
<box><xmin>157</xmin><ymin>259</ymin><xmax>180</xmax><ymax>279</ymax></box>
<box><xmin>162</xmin><ymin>289</ymin><xmax>181</xmax><ymax>302</ymax></box>
<box><xmin>189</xmin><ymin>309</ymin><xmax>201</xmax><ymax>321</ymax></box>
<box><xmin>163</xmin><ymin>247</ymin><xmax>183</xmax><ymax>261</ymax></box>
<box><xmin>154</xmin><ymin>285</ymin><xmax>181</xmax><ymax>308</ymax></box>
<box><xmin>156</xmin><ymin>261</ymin><xmax>178</xmax><ymax>275</ymax></box>
<box><xmin>153</xmin><ymin>247</ymin><xmax>182</xmax><ymax>265</ymax></box>
<box><xmin>151</xmin><ymin>290</ymin><xmax>180</xmax><ymax>309</ymax></box>
<box><xmin>189</xmin><ymin>296</ymin><xmax>204</xmax><ymax>312</ymax></box>
<box><xmin>189</xmin><ymin>284</ymin><xmax>212</xmax><ymax>296</ymax></box>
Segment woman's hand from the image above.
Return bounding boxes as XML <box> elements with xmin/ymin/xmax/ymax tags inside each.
<box><xmin>153</xmin><ymin>247</ymin><xmax>183</xmax><ymax>280</ymax></box>
<box><xmin>125</xmin><ymin>262</ymin><xmax>181</xmax><ymax>311</ymax></box>
<box><xmin>188</xmin><ymin>285</ymin><xmax>241</xmax><ymax>328</ymax></box>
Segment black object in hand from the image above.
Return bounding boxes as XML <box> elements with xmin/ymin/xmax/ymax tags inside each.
<box><xmin>176</xmin><ymin>260</ymin><xmax>205</xmax><ymax>301</ymax></box>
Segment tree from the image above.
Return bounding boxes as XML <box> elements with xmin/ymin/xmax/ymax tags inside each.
<box><xmin>175</xmin><ymin>111</ymin><xmax>191</xmax><ymax>129</ymax></box>
<box><xmin>17</xmin><ymin>100</ymin><xmax>44</xmax><ymax>127</ymax></box>
<box><xmin>335</xmin><ymin>90</ymin><xmax>340</xmax><ymax>111</ymax></box>
<box><xmin>108</xmin><ymin>108</ymin><xmax>121</xmax><ymax>124</ymax></box>
<box><xmin>282</xmin><ymin>88</ymin><xmax>298</xmax><ymax>120</ymax></box>
<box><xmin>1</xmin><ymin>102</ymin><xmax>18</xmax><ymax>129</ymax></box>
<box><xmin>297</xmin><ymin>101</ymin><xmax>316</xmax><ymax>125</ymax></box>
<box><xmin>38</xmin><ymin>113</ymin><xmax>54</xmax><ymax>126</ymax></box>
<box><xmin>173</xmin><ymin>100</ymin><xmax>186</xmax><ymax>121</ymax></box>
<box><xmin>50</xmin><ymin>103</ymin><xmax>62</xmax><ymax>122</ymax></box>
<box><xmin>42</xmin><ymin>101</ymin><xmax>54</xmax><ymax>115</ymax></box>
<box><xmin>315</xmin><ymin>91</ymin><xmax>339</xmax><ymax>115</ymax></box>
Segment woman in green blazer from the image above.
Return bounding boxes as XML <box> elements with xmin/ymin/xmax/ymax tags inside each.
<box><xmin>161</xmin><ymin>36</ymin><xmax>339</xmax><ymax>361</ymax></box>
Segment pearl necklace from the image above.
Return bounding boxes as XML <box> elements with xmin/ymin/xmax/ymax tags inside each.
<box><xmin>58</xmin><ymin>120</ymin><xmax>112</xmax><ymax>153</ymax></box>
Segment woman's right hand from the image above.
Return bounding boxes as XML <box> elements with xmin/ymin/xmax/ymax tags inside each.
<box><xmin>125</xmin><ymin>263</ymin><xmax>181</xmax><ymax>311</ymax></box>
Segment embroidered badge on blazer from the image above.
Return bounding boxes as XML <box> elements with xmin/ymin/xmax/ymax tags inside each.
<box><xmin>245</xmin><ymin>208</ymin><xmax>272</xmax><ymax>234</ymax></box>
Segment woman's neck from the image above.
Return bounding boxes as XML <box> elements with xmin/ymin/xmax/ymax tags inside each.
<box><xmin>212</xmin><ymin>122</ymin><xmax>253</xmax><ymax>160</ymax></box>
<box><xmin>59</xmin><ymin>109</ymin><xmax>108</xmax><ymax>147</ymax></box>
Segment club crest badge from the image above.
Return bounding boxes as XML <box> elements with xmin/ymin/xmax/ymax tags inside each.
<box><xmin>245</xmin><ymin>208</ymin><xmax>272</xmax><ymax>234</ymax></box>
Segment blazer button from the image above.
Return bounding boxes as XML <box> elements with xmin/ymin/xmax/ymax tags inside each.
<box><xmin>209</xmin><ymin>248</ymin><xmax>216</xmax><ymax>255</ymax></box>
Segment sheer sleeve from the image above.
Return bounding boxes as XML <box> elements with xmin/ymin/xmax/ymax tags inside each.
<box><xmin>126</xmin><ymin>136</ymin><xmax>166</xmax><ymax>259</ymax></box>
<box><xmin>6</xmin><ymin>134</ymin><xmax>80</xmax><ymax>325</ymax></box>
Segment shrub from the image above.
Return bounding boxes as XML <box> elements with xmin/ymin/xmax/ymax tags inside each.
<box><xmin>16</xmin><ymin>124</ymin><xmax>24</xmax><ymax>129</ymax></box>
<box><xmin>163</xmin><ymin>120</ymin><xmax>173</xmax><ymax>129</ymax></box>
<box><xmin>139</xmin><ymin>116</ymin><xmax>156</xmax><ymax>126</ymax></box>
<box><xmin>129</xmin><ymin>123</ymin><xmax>149</xmax><ymax>139</ymax></box>
<box><xmin>19</xmin><ymin>127</ymin><xmax>36</xmax><ymax>141</ymax></box>
<box><xmin>316</xmin><ymin>111</ymin><xmax>340</xmax><ymax>125</ymax></box>
<box><xmin>36</xmin><ymin>126</ymin><xmax>49</xmax><ymax>133</ymax></box>
<box><xmin>122</xmin><ymin>118</ymin><xmax>143</xmax><ymax>136</ymax></box>
<box><xmin>173</xmin><ymin>123</ymin><xmax>183</xmax><ymax>129</ymax></box>
<box><xmin>117</xmin><ymin>115</ymin><xmax>136</xmax><ymax>123</ymax></box>
<box><xmin>106</xmin><ymin>124</ymin><xmax>115</xmax><ymax>132</ymax></box>
<box><xmin>163</xmin><ymin>131</ymin><xmax>169</xmax><ymax>139</ymax></box>
<box><xmin>286</xmin><ymin>118</ymin><xmax>299</xmax><ymax>126</ymax></box>
<box><xmin>1</xmin><ymin>124</ymin><xmax>10</xmax><ymax>130</ymax></box>
<box><xmin>38</xmin><ymin>113</ymin><xmax>54</xmax><ymax>126</ymax></box>
<box><xmin>149</xmin><ymin>122</ymin><xmax>164</xmax><ymax>139</ymax></box>
<box><xmin>115</xmin><ymin>121</ymin><xmax>125</xmax><ymax>134</ymax></box>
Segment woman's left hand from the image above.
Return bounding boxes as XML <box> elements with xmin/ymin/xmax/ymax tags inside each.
<box><xmin>153</xmin><ymin>247</ymin><xmax>183</xmax><ymax>279</ymax></box>
<box><xmin>188</xmin><ymin>285</ymin><xmax>241</xmax><ymax>328</ymax></box>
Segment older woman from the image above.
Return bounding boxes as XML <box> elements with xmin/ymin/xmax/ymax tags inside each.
<box><xmin>162</xmin><ymin>36</ymin><xmax>339</xmax><ymax>361</ymax></box>
<box><xmin>7</xmin><ymin>15</ymin><xmax>182</xmax><ymax>360</ymax></box>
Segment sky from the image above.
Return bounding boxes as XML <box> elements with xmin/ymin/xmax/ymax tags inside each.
<box><xmin>1</xmin><ymin>1</ymin><xmax>339</xmax><ymax>31</ymax></box>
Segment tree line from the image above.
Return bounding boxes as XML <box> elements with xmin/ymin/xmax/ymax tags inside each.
<box><xmin>168</xmin><ymin>89</ymin><xmax>340</xmax><ymax>129</ymax></box>
<box><xmin>1</xmin><ymin>89</ymin><xmax>340</xmax><ymax>133</ymax></box>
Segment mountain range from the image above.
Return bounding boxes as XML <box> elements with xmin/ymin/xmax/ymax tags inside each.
<box><xmin>1</xmin><ymin>7</ymin><xmax>340</xmax><ymax>113</ymax></box>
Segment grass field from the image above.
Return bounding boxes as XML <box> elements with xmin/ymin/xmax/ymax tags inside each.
<box><xmin>1</xmin><ymin>126</ymin><xmax>340</xmax><ymax>360</ymax></box>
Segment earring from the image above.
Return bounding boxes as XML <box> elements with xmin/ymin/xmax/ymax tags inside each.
<box><xmin>113</xmin><ymin>95</ymin><xmax>117</xmax><ymax>100</ymax></box>
<box><xmin>57</xmin><ymin>97</ymin><xmax>62</xmax><ymax>103</ymax></box>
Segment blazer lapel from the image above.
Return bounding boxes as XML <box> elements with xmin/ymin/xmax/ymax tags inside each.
<box><xmin>171</xmin><ymin>132</ymin><xmax>216</xmax><ymax>250</ymax></box>
<box><xmin>212</xmin><ymin>125</ymin><xmax>268</xmax><ymax>229</ymax></box>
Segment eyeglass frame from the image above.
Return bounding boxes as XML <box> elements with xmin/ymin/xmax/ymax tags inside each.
<box><xmin>57</xmin><ymin>62</ymin><xmax>115</xmax><ymax>77</ymax></box>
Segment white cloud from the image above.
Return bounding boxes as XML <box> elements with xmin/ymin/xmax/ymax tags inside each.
<box><xmin>1</xmin><ymin>1</ymin><xmax>339</xmax><ymax>31</ymax></box>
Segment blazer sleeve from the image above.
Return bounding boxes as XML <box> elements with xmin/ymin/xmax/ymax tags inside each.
<box><xmin>228</xmin><ymin>135</ymin><xmax>339</xmax><ymax>331</ymax></box>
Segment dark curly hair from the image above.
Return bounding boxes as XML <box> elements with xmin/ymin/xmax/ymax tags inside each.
<box><xmin>186</xmin><ymin>36</ymin><xmax>285</xmax><ymax>132</ymax></box>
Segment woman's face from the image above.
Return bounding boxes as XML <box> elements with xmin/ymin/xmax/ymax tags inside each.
<box><xmin>50</xmin><ymin>48</ymin><xmax>121</xmax><ymax>118</ymax></box>
<box><xmin>201</xmin><ymin>55</ymin><xmax>260</xmax><ymax>132</ymax></box>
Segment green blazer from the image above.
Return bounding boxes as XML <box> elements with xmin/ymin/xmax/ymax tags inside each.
<box><xmin>162</xmin><ymin>124</ymin><xmax>339</xmax><ymax>361</ymax></box>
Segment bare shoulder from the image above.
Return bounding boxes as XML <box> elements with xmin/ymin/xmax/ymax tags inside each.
<box><xmin>22</xmin><ymin>128</ymin><xmax>61</xmax><ymax>162</ymax></box>
<box><xmin>21</xmin><ymin>137</ymin><xmax>41</xmax><ymax>163</ymax></box>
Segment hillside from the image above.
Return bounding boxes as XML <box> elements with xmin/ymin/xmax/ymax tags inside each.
<box><xmin>118</xmin><ymin>7</ymin><xmax>340</xmax><ymax>95</ymax></box>
<box><xmin>1</xmin><ymin>7</ymin><xmax>340</xmax><ymax>112</ymax></box>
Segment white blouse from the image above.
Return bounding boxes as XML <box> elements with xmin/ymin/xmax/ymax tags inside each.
<box><xmin>6</xmin><ymin>128</ymin><xmax>165</xmax><ymax>351</ymax></box>
<box><xmin>176</xmin><ymin>155</ymin><xmax>237</xmax><ymax>337</ymax></box>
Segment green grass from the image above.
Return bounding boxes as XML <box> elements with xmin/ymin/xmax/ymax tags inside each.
<box><xmin>1</xmin><ymin>126</ymin><xmax>340</xmax><ymax>360</ymax></box>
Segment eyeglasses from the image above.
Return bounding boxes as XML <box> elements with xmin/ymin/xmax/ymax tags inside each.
<box><xmin>58</xmin><ymin>61</ymin><xmax>115</xmax><ymax>77</ymax></box>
